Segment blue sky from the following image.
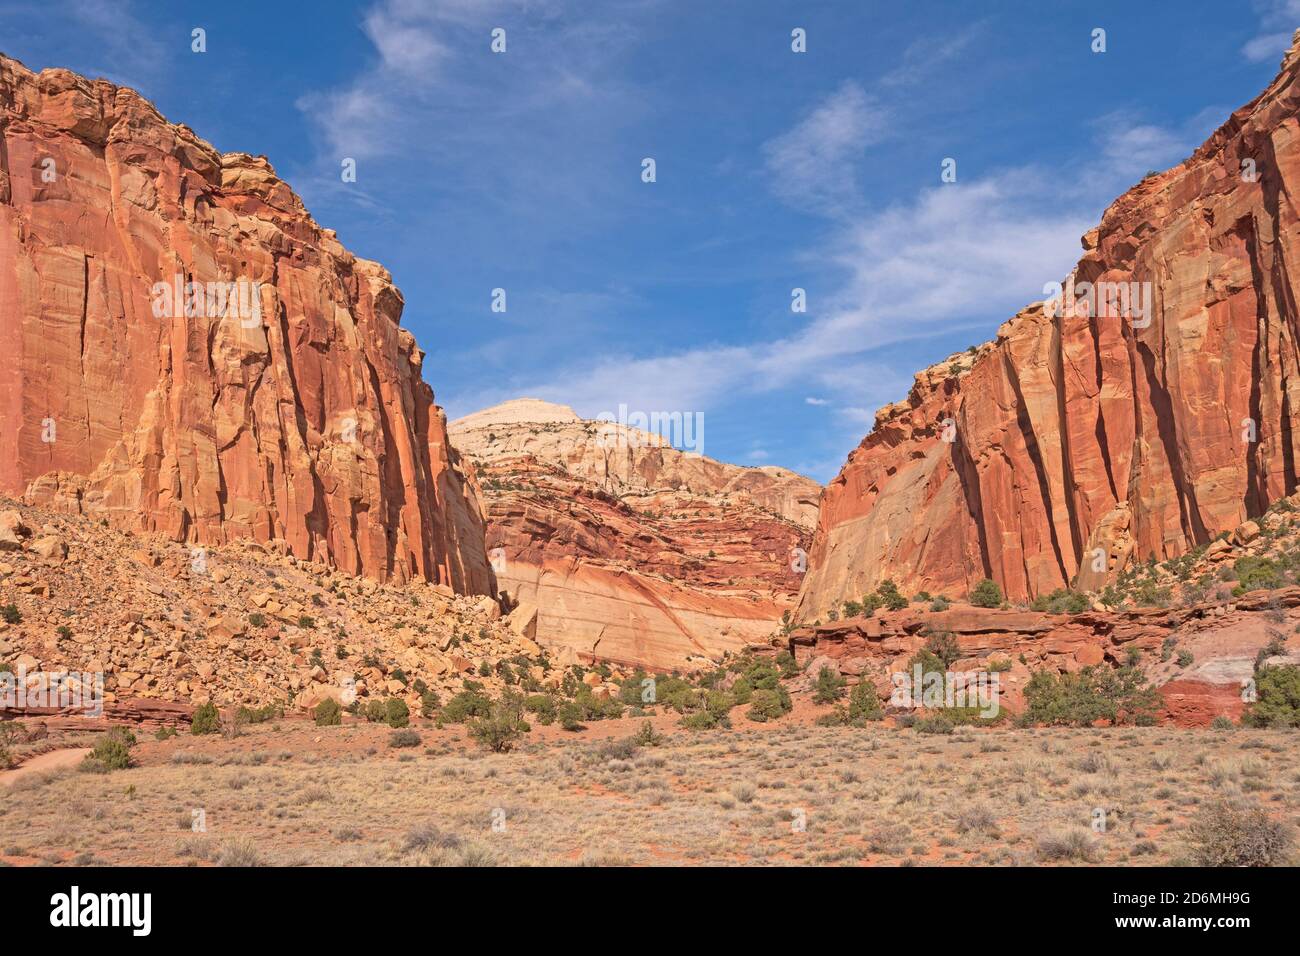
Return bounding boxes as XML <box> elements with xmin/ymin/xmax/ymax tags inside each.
<box><xmin>2</xmin><ymin>0</ymin><xmax>1297</xmax><ymax>480</ymax></box>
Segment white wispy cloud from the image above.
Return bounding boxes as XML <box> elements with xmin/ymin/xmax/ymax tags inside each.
<box><xmin>762</xmin><ymin>81</ymin><xmax>887</xmax><ymax>217</ymax></box>
<box><xmin>495</xmin><ymin>106</ymin><xmax>1215</xmax><ymax>461</ymax></box>
<box><xmin>460</xmin><ymin>170</ymin><xmax>1084</xmax><ymax>425</ymax></box>
<box><xmin>1242</xmin><ymin>0</ymin><xmax>1300</xmax><ymax>63</ymax></box>
<box><xmin>0</xmin><ymin>0</ymin><xmax>167</xmax><ymax>91</ymax></box>
<box><xmin>880</xmin><ymin>22</ymin><xmax>987</xmax><ymax>87</ymax></box>
<box><xmin>306</xmin><ymin>5</ymin><xmax>1229</xmax><ymax>480</ymax></box>
<box><xmin>296</xmin><ymin>0</ymin><xmax>650</xmax><ymax>215</ymax></box>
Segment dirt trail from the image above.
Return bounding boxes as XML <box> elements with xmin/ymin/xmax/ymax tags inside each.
<box><xmin>0</xmin><ymin>747</ymin><xmax>91</xmax><ymax>786</ymax></box>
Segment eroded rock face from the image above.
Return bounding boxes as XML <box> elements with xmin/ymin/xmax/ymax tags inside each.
<box><xmin>0</xmin><ymin>55</ymin><xmax>492</xmax><ymax>593</ymax></box>
<box><xmin>797</xmin><ymin>36</ymin><xmax>1300</xmax><ymax>618</ymax></box>
<box><xmin>450</xmin><ymin>399</ymin><xmax>821</xmax><ymax>670</ymax></box>
<box><xmin>788</xmin><ymin>587</ymin><xmax>1300</xmax><ymax>726</ymax></box>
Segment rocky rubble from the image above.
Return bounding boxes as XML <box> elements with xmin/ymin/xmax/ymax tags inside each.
<box><xmin>0</xmin><ymin>498</ymin><xmax>549</xmax><ymax>717</ymax></box>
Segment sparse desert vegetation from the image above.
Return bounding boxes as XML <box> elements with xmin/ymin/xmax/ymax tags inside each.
<box><xmin>2</xmin><ymin>714</ymin><xmax>1296</xmax><ymax>866</ymax></box>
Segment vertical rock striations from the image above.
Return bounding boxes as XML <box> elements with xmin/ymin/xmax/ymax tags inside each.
<box><xmin>798</xmin><ymin>34</ymin><xmax>1300</xmax><ymax>619</ymax></box>
<box><xmin>0</xmin><ymin>54</ymin><xmax>492</xmax><ymax>593</ymax></box>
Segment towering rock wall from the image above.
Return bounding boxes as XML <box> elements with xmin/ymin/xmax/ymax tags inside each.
<box><xmin>797</xmin><ymin>35</ymin><xmax>1300</xmax><ymax>620</ymax></box>
<box><xmin>0</xmin><ymin>55</ymin><xmax>493</xmax><ymax>593</ymax></box>
<box><xmin>451</xmin><ymin>399</ymin><xmax>820</xmax><ymax>669</ymax></box>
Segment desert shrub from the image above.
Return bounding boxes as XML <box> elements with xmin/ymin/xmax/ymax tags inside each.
<box><xmin>969</xmin><ymin>578</ymin><xmax>1003</xmax><ymax>608</ymax></box>
<box><xmin>1243</xmin><ymin>665</ymin><xmax>1300</xmax><ymax>728</ymax></box>
<box><xmin>419</xmin><ymin>689</ymin><xmax>441</xmax><ymax>719</ymax></box>
<box><xmin>987</xmin><ymin>657</ymin><xmax>1013</xmax><ymax>672</ymax></box>
<box><xmin>1255</xmin><ymin>633</ymin><xmax>1289</xmax><ymax>670</ymax></box>
<box><xmin>236</xmin><ymin>703</ymin><xmax>281</xmax><ymax>724</ymax></box>
<box><xmin>384</xmin><ymin>698</ymin><xmax>410</xmax><ymax>729</ymax></box>
<box><xmin>440</xmin><ymin>689</ymin><xmax>492</xmax><ymax>723</ymax></box>
<box><xmin>746</xmin><ymin>686</ymin><xmax>792</xmax><ymax>722</ymax></box>
<box><xmin>815</xmin><ymin>707</ymin><xmax>848</xmax><ymax>727</ymax></box>
<box><xmin>924</xmin><ymin>630</ymin><xmax>961</xmax><ymax>669</ymax></box>
<box><xmin>1021</xmin><ymin>665</ymin><xmax>1161</xmax><ymax>727</ymax></box>
<box><xmin>1232</xmin><ymin>556</ymin><xmax>1284</xmax><ymax>596</ymax></box>
<box><xmin>1036</xmin><ymin>829</ymin><xmax>1099</xmax><ymax>863</ymax></box>
<box><xmin>914</xmin><ymin>712</ymin><xmax>954</xmax><ymax>735</ymax></box>
<box><xmin>634</xmin><ymin>719</ymin><xmax>664</xmax><ymax>747</ymax></box>
<box><xmin>523</xmin><ymin>694</ymin><xmax>557</xmax><ymax>725</ymax></box>
<box><xmin>907</xmin><ymin>647</ymin><xmax>946</xmax><ymax>682</ymax></box>
<box><xmin>813</xmin><ymin>665</ymin><xmax>845</xmax><ymax>704</ymax></box>
<box><xmin>558</xmin><ymin>701</ymin><xmax>585</xmax><ymax>731</ymax></box>
<box><xmin>1187</xmin><ymin>800</ymin><xmax>1294</xmax><ymax>866</ymax></box>
<box><xmin>314</xmin><ymin>698</ymin><xmax>342</xmax><ymax>727</ymax></box>
<box><xmin>729</xmin><ymin>675</ymin><xmax>754</xmax><ymax>705</ymax></box>
<box><xmin>82</xmin><ymin>727</ymin><xmax>136</xmax><ymax>772</ymax></box>
<box><xmin>876</xmin><ymin>579</ymin><xmax>908</xmax><ymax>611</ymax></box>
<box><xmin>190</xmin><ymin>702</ymin><xmax>221</xmax><ymax>736</ymax></box>
<box><xmin>1211</xmin><ymin>715</ymin><xmax>1236</xmax><ymax>731</ymax></box>
<box><xmin>733</xmin><ymin>658</ymin><xmax>781</xmax><ymax>692</ymax></box>
<box><xmin>389</xmin><ymin>728</ymin><xmax>422</xmax><ymax>748</ymax></box>
<box><xmin>572</xmin><ymin>685</ymin><xmax>624</xmax><ymax>721</ymax></box>
<box><xmin>1030</xmin><ymin>588</ymin><xmax>1089</xmax><ymax>614</ymax></box>
<box><xmin>847</xmin><ymin>679</ymin><xmax>883</xmax><ymax>723</ymax></box>
<box><xmin>652</xmin><ymin>675</ymin><xmax>696</xmax><ymax>713</ymax></box>
<box><xmin>0</xmin><ymin>722</ymin><xmax>18</xmax><ymax>769</ymax></box>
<box><xmin>774</xmin><ymin>650</ymin><xmax>799</xmax><ymax>678</ymax></box>
<box><xmin>680</xmin><ymin>710</ymin><xmax>723</xmax><ymax>730</ymax></box>
<box><xmin>680</xmin><ymin>690</ymin><xmax>733</xmax><ymax>730</ymax></box>
<box><xmin>1176</xmin><ymin>649</ymin><xmax>1194</xmax><ymax>668</ymax></box>
<box><xmin>468</xmin><ymin>696</ymin><xmax>530</xmax><ymax>753</ymax></box>
<box><xmin>0</xmin><ymin>604</ymin><xmax>21</xmax><ymax>624</ymax></box>
<box><xmin>617</xmin><ymin>670</ymin><xmax>652</xmax><ymax>705</ymax></box>
<box><xmin>1132</xmin><ymin>581</ymin><xmax>1172</xmax><ymax>607</ymax></box>
<box><xmin>929</xmin><ymin>596</ymin><xmax>951</xmax><ymax>612</ymax></box>
<box><xmin>248</xmin><ymin>612</ymin><xmax>266</xmax><ymax>628</ymax></box>
<box><xmin>217</xmin><ymin>836</ymin><xmax>264</xmax><ymax>867</ymax></box>
<box><xmin>594</xmin><ymin>737</ymin><xmax>639</xmax><ymax>762</ymax></box>
<box><xmin>956</xmin><ymin>804</ymin><xmax>999</xmax><ymax>835</ymax></box>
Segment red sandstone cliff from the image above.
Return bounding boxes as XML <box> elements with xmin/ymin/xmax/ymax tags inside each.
<box><xmin>0</xmin><ymin>55</ymin><xmax>493</xmax><ymax>593</ymax></box>
<box><xmin>798</xmin><ymin>34</ymin><xmax>1300</xmax><ymax>619</ymax></box>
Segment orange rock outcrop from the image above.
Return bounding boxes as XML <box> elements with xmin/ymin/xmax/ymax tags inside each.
<box><xmin>0</xmin><ymin>55</ymin><xmax>492</xmax><ymax>593</ymax></box>
<box><xmin>787</xmin><ymin>587</ymin><xmax>1300</xmax><ymax>727</ymax></box>
<box><xmin>797</xmin><ymin>35</ymin><xmax>1300</xmax><ymax>618</ymax></box>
